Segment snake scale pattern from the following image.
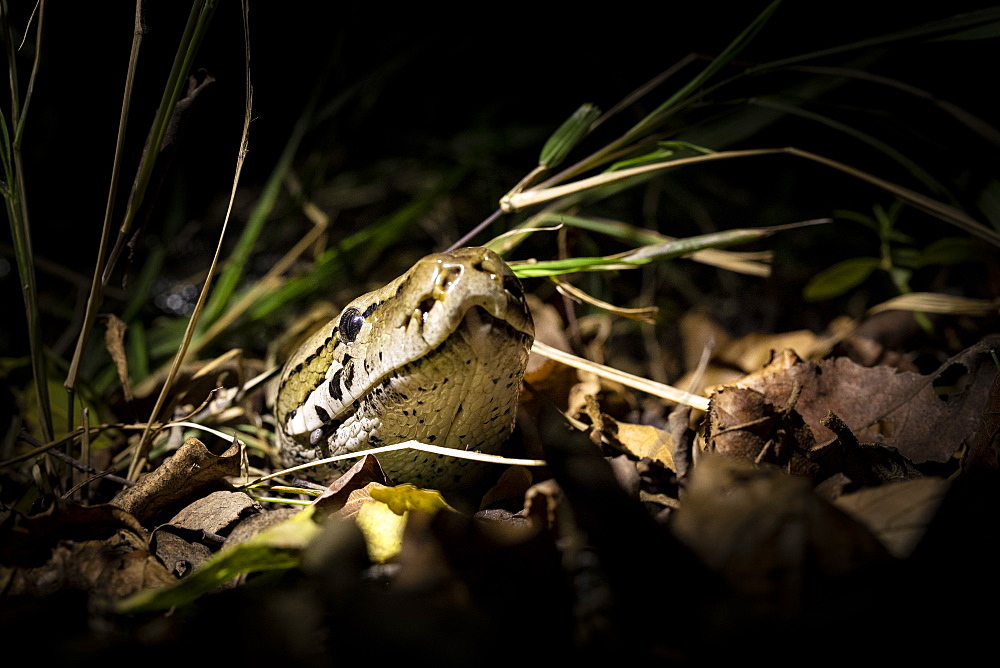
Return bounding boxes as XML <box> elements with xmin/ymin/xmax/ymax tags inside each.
<box><xmin>274</xmin><ymin>247</ymin><xmax>534</xmax><ymax>489</ymax></box>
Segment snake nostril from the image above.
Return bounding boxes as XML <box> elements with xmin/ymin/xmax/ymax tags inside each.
<box><xmin>437</xmin><ymin>265</ymin><xmax>462</xmax><ymax>293</ymax></box>
<box><xmin>437</xmin><ymin>265</ymin><xmax>463</xmax><ymax>292</ymax></box>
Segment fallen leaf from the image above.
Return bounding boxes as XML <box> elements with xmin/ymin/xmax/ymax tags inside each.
<box><xmin>167</xmin><ymin>490</ymin><xmax>261</xmax><ymax>535</ymax></box>
<box><xmin>707</xmin><ymin>385</ymin><xmax>817</xmax><ymax>475</ymax></box>
<box><xmin>313</xmin><ymin>454</ymin><xmax>387</xmax><ymax>514</ymax></box>
<box><xmin>733</xmin><ymin>336</ymin><xmax>999</xmax><ymax>464</ymax></box>
<box><xmin>671</xmin><ymin>454</ymin><xmax>889</xmax><ymax>615</ymax></box>
<box><xmin>103</xmin><ymin>314</ymin><xmax>134</xmax><ymax>403</ymax></box>
<box><xmin>369</xmin><ymin>483</ymin><xmax>455</xmax><ymax>516</ymax></box>
<box><xmin>680</xmin><ymin>311</ymin><xmax>731</xmax><ymax>372</ymax></box>
<box><xmin>718</xmin><ymin>329</ymin><xmax>834</xmax><ymax>371</ymax></box>
<box><xmin>525</xmin><ymin>294</ymin><xmax>573</xmax><ymax>376</ymax></box>
<box><xmin>335</xmin><ymin>483</ymin><xmax>456</xmax><ymax>563</ymax></box>
<box><xmin>479</xmin><ymin>464</ymin><xmax>534</xmax><ymax>511</ymax></box>
<box><xmin>598</xmin><ymin>414</ymin><xmax>676</xmax><ymax>471</ymax></box>
<box><xmin>817</xmin><ymin>411</ymin><xmax>922</xmax><ymax>488</ymax></box>
<box><xmin>117</xmin><ymin>507</ymin><xmax>323</xmax><ymax>613</ymax></box>
<box><xmin>833</xmin><ymin>477</ymin><xmax>950</xmax><ymax>558</ymax></box>
<box><xmin>151</xmin><ymin>490</ymin><xmax>261</xmax><ymax>577</ymax></box>
<box><xmin>355</xmin><ymin>498</ymin><xmax>407</xmax><ymax>563</ymax></box>
<box><xmin>0</xmin><ymin>502</ymin><xmax>175</xmax><ymax>600</ymax></box>
<box><xmin>111</xmin><ymin>438</ymin><xmax>243</xmax><ymax>521</ymax></box>
<box><xmin>963</xmin><ymin>373</ymin><xmax>1000</xmax><ymax>473</ymax></box>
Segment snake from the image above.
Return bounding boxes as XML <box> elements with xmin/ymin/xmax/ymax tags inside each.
<box><xmin>274</xmin><ymin>247</ymin><xmax>534</xmax><ymax>489</ymax></box>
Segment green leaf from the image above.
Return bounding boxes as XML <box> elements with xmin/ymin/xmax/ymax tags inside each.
<box><xmin>510</xmin><ymin>226</ymin><xmax>797</xmax><ymax>278</ymax></box>
<box><xmin>890</xmin><ymin>246</ymin><xmax>922</xmax><ymax>269</ymax></box>
<box><xmin>834</xmin><ymin>208</ymin><xmax>878</xmax><ymax>232</ymax></box>
<box><xmin>539</xmin><ymin>103</ymin><xmax>601</xmax><ymax>168</ymax></box>
<box><xmin>607</xmin><ymin>141</ymin><xmax>713</xmax><ymax>172</ymax></box>
<box><xmin>803</xmin><ymin>257</ymin><xmax>881</xmax><ymax>301</ymax></box>
<box><xmin>916</xmin><ymin>237</ymin><xmax>979</xmax><ymax>266</ymax></box>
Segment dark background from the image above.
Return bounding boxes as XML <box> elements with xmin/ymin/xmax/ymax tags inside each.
<box><xmin>2</xmin><ymin>1</ymin><xmax>998</xmax><ymax>367</ymax></box>
<box><xmin>1</xmin><ymin>5</ymin><xmax>999</xmax><ymax>660</ymax></box>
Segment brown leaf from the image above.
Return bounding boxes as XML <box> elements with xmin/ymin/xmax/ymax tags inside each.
<box><xmin>520</xmin><ymin>295</ymin><xmax>582</xmax><ymax>416</ymax></box>
<box><xmin>671</xmin><ymin>454</ymin><xmax>889</xmax><ymax>616</ymax></box>
<box><xmin>167</xmin><ymin>490</ymin><xmax>261</xmax><ymax>535</ymax></box>
<box><xmin>718</xmin><ymin>329</ymin><xmax>834</xmax><ymax>372</ymax></box>
<box><xmin>522</xmin><ymin>478</ymin><xmax>563</xmax><ymax>531</ymax></box>
<box><xmin>313</xmin><ymin>454</ymin><xmax>387</xmax><ymax>514</ymax></box>
<box><xmin>151</xmin><ymin>530</ymin><xmax>214</xmax><ymax>578</ymax></box>
<box><xmin>707</xmin><ymin>385</ymin><xmax>817</xmax><ymax>475</ymax></box>
<box><xmin>525</xmin><ymin>294</ymin><xmax>572</xmax><ymax>376</ymax></box>
<box><xmin>110</xmin><ymin>437</ymin><xmax>243</xmax><ymax>522</ymax></box>
<box><xmin>833</xmin><ymin>477</ymin><xmax>950</xmax><ymax>558</ymax></box>
<box><xmin>104</xmin><ymin>314</ymin><xmax>134</xmax><ymax>402</ymax></box>
<box><xmin>963</xmin><ymin>372</ymin><xmax>1000</xmax><ymax>473</ymax></box>
<box><xmin>224</xmin><ymin>508</ymin><xmax>300</xmax><ymax>548</ymax></box>
<box><xmin>479</xmin><ymin>465</ymin><xmax>534</xmax><ymax>511</ymax></box>
<box><xmin>0</xmin><ymin>502</ymin><xmax>175</xmax><ymax>599</ymax></box>
<box><xmin>598</xmin><ymin>413</ymin><xmax>675</xmax><ymax>471</ymax></box>
<box><xmin>680</xmin><ymin>311</ymin><xmax>731</xmax><ymax>372</ymax></box>
<box><xmin>817</xmin><ymin>411</ymin><xmax>922</xmax><ymax>488</ymax></box>
<box><xmin>733</xmin><ymin>336</ymin><xmax>999</xmax><ymax>464</ymax></box>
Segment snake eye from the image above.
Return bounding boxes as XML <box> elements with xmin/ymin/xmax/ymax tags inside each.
<box><xmin>339</xmin><ymin>307</ymin><xmax>364</xmax><ymax>343</ymax></box>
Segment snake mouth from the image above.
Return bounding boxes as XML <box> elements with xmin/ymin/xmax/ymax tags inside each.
<box><xmin>460</xmin><ymin>305</ymin><xmax>502</xmax><ymax>355</ymax></box>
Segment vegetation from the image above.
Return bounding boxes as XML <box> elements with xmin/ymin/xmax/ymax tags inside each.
<box><xmin>2</xmin><ymin>2</ymin><xmax>998</xmax><ymax>662</ymax></box>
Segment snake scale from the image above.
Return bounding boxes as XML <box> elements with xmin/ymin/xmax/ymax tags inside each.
<box><xmin>274</xmin><ymin>247</ymin><xmax>534</xmax><ymax>489</ymax></box>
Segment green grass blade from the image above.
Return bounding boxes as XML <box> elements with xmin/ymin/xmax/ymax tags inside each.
<box><xmin>509</xmin><ymin>225</ymin><xmax>802</xmax><ymax>278</ymax></box>
<box><xmin>1</xmin><ymin>1</ymin><xmax>53</xmax><ymax>440</ymax></box>
<box><xmin>539</xmin><ymin>103</ymin><xmax>601</xmax><ymax>168</ymax></box>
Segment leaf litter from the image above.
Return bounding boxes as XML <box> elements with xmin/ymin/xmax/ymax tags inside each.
<box><xmin>4</xmin><ymin>315</ymin><xmax>998</xmax><ymax>662</ymax></box>
<box><xmin>4</xmin><ymin>5</ymin><xmax>1000</xmax><ymax>660</ymax></box>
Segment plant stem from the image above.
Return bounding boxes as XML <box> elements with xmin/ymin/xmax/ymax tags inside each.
<box><xmin>1</xmin><ymin>0</ymin><xmax>52</xmax><ymax>441</ymax></box>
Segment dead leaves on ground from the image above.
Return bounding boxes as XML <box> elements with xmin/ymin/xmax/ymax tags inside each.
<box><xmin>1</xmin><ymin>326</ymin><xmax>998</xmax><ymax>662</ymax></box>
<box><xmin>725</xmin><ymin>339</ymin><xmax>997</xmax><ymax>467</ymax></box>
<box><xmin>0</xmin><ymin>503</ymin><xmax>176</xmax><ymax>599</ymax></box>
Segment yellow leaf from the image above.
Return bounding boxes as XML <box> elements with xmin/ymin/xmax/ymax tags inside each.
<box><xmin>601</xmin><ymin>414</ymin><xmax>675</xmax><ymax>470</ymax></box>
<box><xmin>369</xmin><ymin>483</ymin><xmax>456</xmax><ymax>515</ymax></box>
<box><xmin>349</xmin><ymin>483</ymin><xmax>456</xmax><ymax>563</ymax></box>
<box><xmin>355</xmin><ymin>500</ymin><xmax>407</xmax><ymax>563</ymax></box>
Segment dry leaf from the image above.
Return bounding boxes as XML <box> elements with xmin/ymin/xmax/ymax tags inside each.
<box><xmin>834</xmin><ymin>477</ymin><xmax>950</xmax><ymax>558</ymax></box>
<box><xmin>718</xmin><ymin>329</ymin><xmax>834</xmax><ymax>371</ymax></box>
<box><xmin>522</xmin><ymin>478</ymin><xmax>563</xmax><ymax>530</ymax></box>
<box><xmin>479</xmin><ymin>465</ymin><xmax>534</xmax><ymax>511</ymax></box>
<box><xmin>733</xmin><ymin>336</ymin><xmax>999</xmax><ymax>464</ymax></box>
<box><xmin>313</xmin><ymin>454</ymin><xmax>387</xmax><ymax>514</ymax></box>
<box><xmin>598</xmin><ymin>414</ymin><xmax>675</xmax><ymax>471</ymax></box>
<box><xmin>707</xmin><ymin>385</ymin><xmax>817</xmax><ymax>475</ymax></box>
<box><xmin>0</xmin><ymin>503</ymin><xmax>175</xmax><ymax>599</ymax></box>
<box><xmin>111</xmin><ymin>438</ymin><xmax>243</xmax><ymax>521</ymax></box>
<box><xmin>104</xmin><ymin>314</ymin><xmax>134</xmax><ymax>402</ymax></box>
<box><xmin>680</xmin><ymin>312</ymin><xmax>731</xmax><ymax>372</ymax></box>
<box><xmin>963</xmin><ymin>373</ymin><xmax>1000</xmax><ymax>473</ymax></box>
<box><xmin>525</xmin><ymin>294</ymin><xmax>573</xmax><ymax>377</ymax></box>
<box><xmin>671</xmin><ymin>454</ymin><xmax>889</xmax><ymax>616</ymax></box>
<box><xmin>335</xmin><ymin>482</ymin><xmax>455</xmax><ymax>562</ymax></box>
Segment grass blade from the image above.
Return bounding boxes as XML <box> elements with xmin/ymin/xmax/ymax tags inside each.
<box><xmin>128</xmin><ymin>0</ymin><xmax>249</xmax><ymax>480</ymax></box>
<box><xmin>1</xmin><ymin>0</ymin><xmax>52</xmax><ymax>441</ymax></box>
